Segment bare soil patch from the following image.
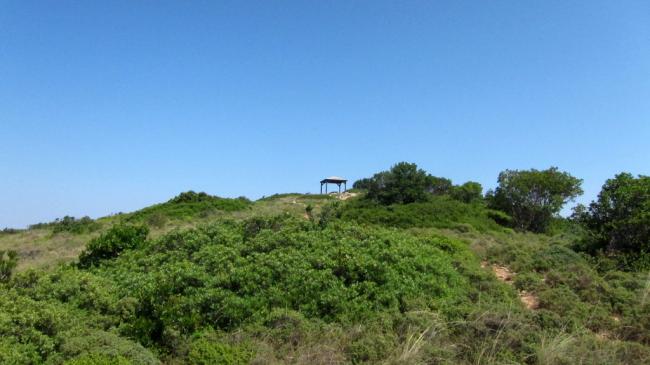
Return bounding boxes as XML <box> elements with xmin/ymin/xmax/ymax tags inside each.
<box><xmin>483</xmin><ymin>261</ymin><xmax>540</xmax><ymax>310</ymax></box>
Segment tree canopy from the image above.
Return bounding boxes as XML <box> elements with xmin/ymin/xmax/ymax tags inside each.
<box><xmin>576</xmin><ymin>173</ymin><xmax>650</xmax><ymax>255</ymax></box>
<box><xmin>361</xmin><ymin>162</ymin><xmax>433</xmax><ymax>204</ymax></box>
<box><xmin>487</xmin><ymin>167</ymin><xmax>583</xmax><ymax>232</ymax></box>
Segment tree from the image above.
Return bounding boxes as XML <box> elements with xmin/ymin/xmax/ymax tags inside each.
<box><xmin>427</xmin><ymin>176</ymin><xmax>453</xmax><ymax>195</ymax></box>
<box><xmin>451</xmin><ymin>181</ymin><xmax>483</xmax><ymax>203</ymax></box>
<box><xmin>352</xmin><ymin>178</ymin><xmax>373</xmax><ymax>190</ymax></box>
<box><xmin>363</xmin><ymin>162</ymin><xmax>433</xmax><ymax>205</ymax></box>
<box><xmin>488</xmin><ymin>167</ymin><xmax>583</xmax><ymax>232</ymax></box>
<box><xmin>576</xmin><ymin>173</ymin><xmax>650</xmax><ymax>254</ymax></box>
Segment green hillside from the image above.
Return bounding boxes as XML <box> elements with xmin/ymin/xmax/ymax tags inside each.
<box><xmin>1</xmin><ymin>164</ymin><xmax>649</xmax><ymax>364</ymax></box>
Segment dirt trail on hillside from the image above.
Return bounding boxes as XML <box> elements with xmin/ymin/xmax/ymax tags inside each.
<box><xmin>482</xmin><ymin>261</ymin><xmax>539</xmax><ymax>310</ymax></box>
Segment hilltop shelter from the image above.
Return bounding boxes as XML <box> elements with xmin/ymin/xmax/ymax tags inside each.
<box><xmin>320</xmin><ymin>176</ymin><xmax>347</xmax><ymax>194</ymax></box>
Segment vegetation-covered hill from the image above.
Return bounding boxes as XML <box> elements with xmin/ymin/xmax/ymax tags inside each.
<box><xmin>1</xmin><ymin>164</ymin><xmax>649</xmax><ymax>364</ymax></box>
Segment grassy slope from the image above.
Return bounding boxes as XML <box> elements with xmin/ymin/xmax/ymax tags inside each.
<box><xmin>0</xmin><ymin>193</ymin><xmax>334</xmax><ymax>272</ymax></box>
<box><xmin>2</xmin><ymin>192</ymin><xmax>649</xmax><ymax>364</ymax></box>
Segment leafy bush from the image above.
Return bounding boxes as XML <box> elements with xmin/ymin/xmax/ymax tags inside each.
<box><xmin>359</xmin><ymin>162</ymin><xmax>436</xmax><ymax>204</ymax></box>
<box><xmin>0</xmin><ymin>338</ymin><xmax>40</xmax><ymax>365</ymax></box>
<box><xmin>188</xmin><ymin>332</ymin><xmax>253</xmax><ymax>365</ymax></box>
<box><xmin>78</xmin><ymin>225</ymin><xmax>149</xmax><ymax>268</ymax></box>
<box><xmin>93</xmin><ymin>217</ymin><xmax>478</xmax><ymax>351</ymax></box>
<box><xmin>59</xmin><ymin>329</ymin><xmax>159</xmax><ymax>365</ymax></box>
<box><xmin>4</xmin><ymin>187</ymin><xmax>650</xmax><ymax>364</ymax></box>
<box><xmin>128</xmin><ymin>191</ymin><xmax>252</xmax><ymax>223</ymax></box>
<box><xmin>64</xmin><ymin>353</ymin><xmax>132</xmax><ymax>365</ymax></box>
<box><xmin>339</xmin><ymin>195</ymin><xmax>502</xmax><ymax>232</ymax></box>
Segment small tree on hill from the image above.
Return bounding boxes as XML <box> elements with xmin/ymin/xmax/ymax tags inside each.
<box><xmin>487</xmin><ymin>167</ymin><xmax>583</xmax><ymax>232</ymax></box>
<box><xmin>364</xmin><ymin>162</ymin><xmax>432</xmax><ymax>204</ymax></box>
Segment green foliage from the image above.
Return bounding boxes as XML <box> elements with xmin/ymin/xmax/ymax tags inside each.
<box><xmin>145</xmin><ymin>213</ymin><xmax>168</xmax><ymax>229</ymax></box>
<box><xmin>355</xmin><ymin>162</ymin><xmax>486</xmax><ymax>209</ymax></box>
<box><xmin>4</xmin><ymin>176</ymin><xmax>650</xmax><ymax>364</ymax></box>
<box><xmin>0</xmin><ymin>338</ymin><xmax>40</xmax><ymax>365</ymax></box>
<box><xmin>59</xmin><ymin>329</ymin><xmax>159</xmax><ymax>365</ymax></box>
<box><xmin>360</xmin><ymin>162</ymin><xmax>435</xmax><ymax>204</ymax></box>
<box><xmin>64</xmin><ymin>353</ymin><xmax>132</xmax><ymax>365</ymax></box>
<box><xmin>427</xmin><ymin>175</ymin><xmax>453</xmax><ymax>195</ymax></box>
<box><xmin>575</xmin><ymin>173</ymin><xmax>650</xmax><ymax>263</ymax></box>
<box><xmin>30</xmin><ymin>216</ymin><xmax>101</xmax><ymax>234</ymax></box>
<box><xmin>0</xmin><ymin>265</ymin><xmax>160</xmax><ymax>364</ymax></box>
<box><xmin>0</xmin><ymin>250</ymin><xmax>18</xmax><ymax>283</ymax></box>
<box><xmin>487</xmin><ymin>167</ymin><xmax>583</xmax><ymax>232</ymax></box>
<box><xmin>78</xmin><ymin>225</ymin><xmax>148</xmax><ymax>268</ymax></box>
<box><xmin>304</xmin><ymin>203</ymin><xmax>314</xmax><ymax>220</ymax></box>
<box><xmin>128</xmin><ymin>191</ymin><xmax>252</xmax><ymax>223</ymax></box>
<box><xmin>451</xmin><ymin>181</ymin><xmax>483</xmax><ymax>203</ymax></box>
<box><xmin>91</xmin><ymin>217</ymin><xmax>478</xmax><ymax>353</ymax></box>
<box><xmin>352</xmin><ymin>177</ymin><xmax>373</xmax><ymax>190</ymax></box>
<box><xmin>340</xmin><ymin>195</ymin><xmax>502</xmax><ymax>232</ymax></box>
<box><xmin>188</xmin><ymin>332</ymin><xmax>252</xmax><ymax>365</ymax></box>
<box><xmin>317</xmin><ymin>201</ymin><xmax>340</xmax><ymax>228</ymax></box>
<box><xmin>472</xmin><ymin>228</ymin><xmax>650</xmax><ymax>341</ymax></box>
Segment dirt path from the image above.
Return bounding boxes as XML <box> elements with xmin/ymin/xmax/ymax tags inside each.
<box><xmin>483</xmin><ymin>261</ymin><xmax>539</xmax><ymax>310</ymax></box>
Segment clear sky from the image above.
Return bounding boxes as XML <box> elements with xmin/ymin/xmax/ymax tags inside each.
<box><xmin>1</xmin><ymin>1</ymin><xmax>649</xmax><ymax>228</ymax></box>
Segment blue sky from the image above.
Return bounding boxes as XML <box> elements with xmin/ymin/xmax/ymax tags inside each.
<box><xmin>1</xmin><ymin>1</ymin><xmax>649</xmax><ymax>228</ymax></box>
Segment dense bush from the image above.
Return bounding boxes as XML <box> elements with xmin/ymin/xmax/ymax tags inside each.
<box><xmin>97</xmin><ymin>217</ymin><xmax>477</xmax><ymax>346</ymax></box>
<box><xmin>78</xmin><ymin>225</ymin><xmax>149</xmax><ymax>268</ymax></box>
<box><xmin>4</xmin><ymin>186</ymin><xmax>650</xmax><ymax>364</ymax></box>
<box><xmin>339</xmin><ymin>195</ymin><xmax>503</xmax><ymax>232</ymax></box>
<box><xmin>64</xmin><ymin>353</ymin><xmax>132</xmax><ymax>365</ymax></box>
<box><xmin>128</xmin><ymin>191</ymin><xmax>252</xmax><ymax>223</ymax></box>
<box><xmin>487</xmin><ymin>167</ymin><xmax>583</xmax><ymax>232</ymax></box>
<box><xmin>355</xmin><ymin>162</ymin><xmax>486</xmax><ymax>207</ymax></box>
<box><xmin>359</xmin><ymin>162</ymin><xmax>436</xmax><ymax>204</ymax></box>
<box><xmin>188</xmin><ymin>331</ymin><xmax>253</xmax><ymax>365</ymax></box>
<box><xmin>574</xmin><ymin>173</ymin><xmax>650</xmax><ymax>259</ymax></box>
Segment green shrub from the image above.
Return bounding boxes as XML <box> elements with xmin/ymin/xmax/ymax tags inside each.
<box><xmin>358</xmin><ymin>162</ymin><xmax>439</xmax><ymax>204</ymax></box>
<box><xmin>64</xmin><ymin>353</ymin><xmax>132</xmax><ymax>365</ymax></box>
<box><xmin>0</xmin><ymin>250</ymin><xmax>18</xmax><ymax>283</ymax></box>
<box><xmin>146</xmin><ymin>213</ymin><xmax>168</xmax><ymax>228</ymax></box>
<box><xmin>128</xmin><ymin>191</ymin><xmax>252</xmax><ymax>223</ymax></box>
<box><xmin>339</xmin><ymin>195</ymin><xmax>502</xmax><ymax>232</ymax></box>
<box><xmin>59</xmin><ymin>329</ymin><xmax>159</xmax><ymax>365</ymax></box>
<box><xmin>78</xmin><ymin>225</ymin><xmax>148</xmax><ymax>268</ymax></box>
<box><xmin>0</xmin><ymin>338</ymin><xmax>40</xmax><ymax>365</ymax></box>
<box><xmin>188</xmin><ymin>333</ymin><xmax>253</xmax><ymax>365</ymax></box>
